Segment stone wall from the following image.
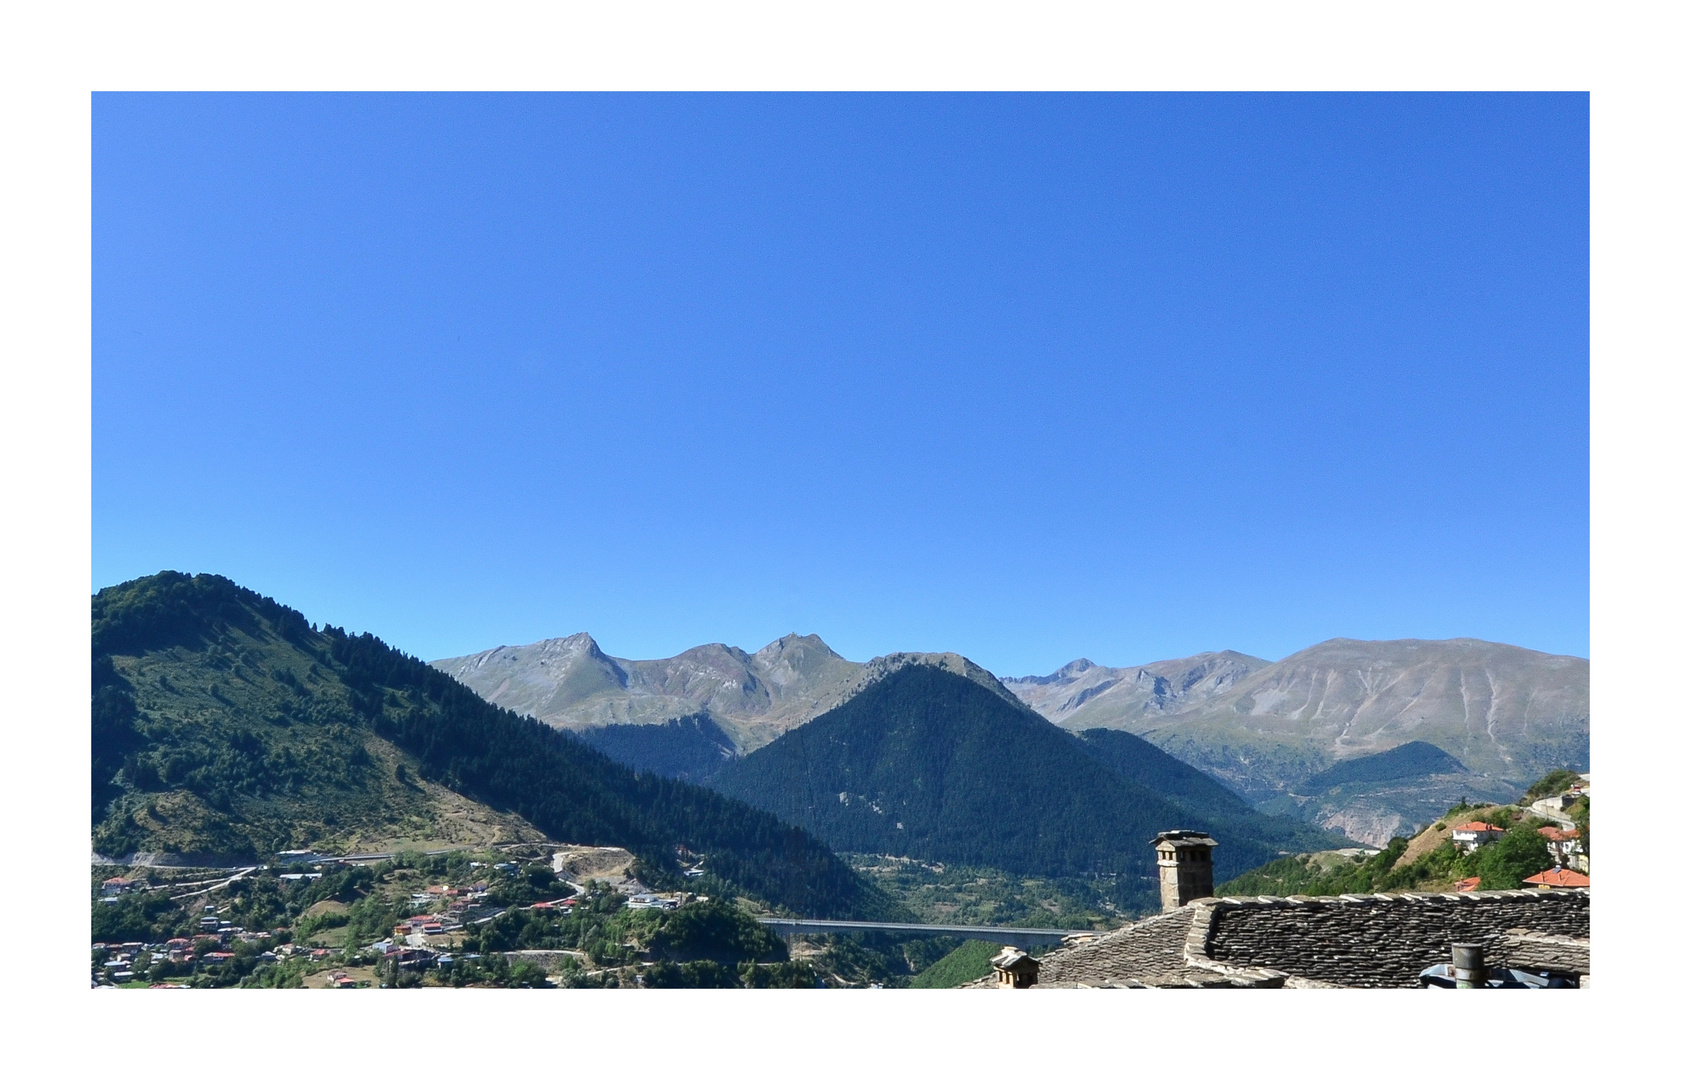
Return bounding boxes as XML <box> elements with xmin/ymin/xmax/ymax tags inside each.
<box><xmin>1201</xmin><ymin>889</ymin><xmax>1588</xmax><ymax>988</ymax></box>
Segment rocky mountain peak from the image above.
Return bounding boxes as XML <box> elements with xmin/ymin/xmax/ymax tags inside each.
<box><xmin>752</xmin><ymin>632</ymin><xmax>838</xmax><ymax>666</ymax></box>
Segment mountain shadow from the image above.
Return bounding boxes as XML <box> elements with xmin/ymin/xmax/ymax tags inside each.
<box><xmin>574</xmin><ymin>713</ymin><xmax>739</xmax><ymax>783</ymax></box>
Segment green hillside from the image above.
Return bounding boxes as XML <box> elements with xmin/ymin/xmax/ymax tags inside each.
<box><xmin>92</xmin><ymin>572</ymin><xmax>896</xmax><ymax>920</ymax></box>
<box><xmin>709</xmin><ymin>664</ymin><xmax>1338</xmax><ymax>910</ymax></box>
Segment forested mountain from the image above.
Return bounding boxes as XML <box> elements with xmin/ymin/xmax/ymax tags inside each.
<box><xmin>708</xmin><ymin>664</ymin><xmax>1338</xmax><ymax>909</ymax></box>
<box><xmin>91</xmin><ymin>572</ymin><xmax>896</xmax><ymax>920</ymax></box>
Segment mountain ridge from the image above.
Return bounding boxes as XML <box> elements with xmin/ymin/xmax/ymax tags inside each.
<box><xmin>435</xmin><ymin>627</ymin><xmax>1586</xmax><ymax>846</ymax></box>
<box><xmin>433</xmin><ymin>633</ymin><xmax>1018</xmax><ymax>752</ymax></box>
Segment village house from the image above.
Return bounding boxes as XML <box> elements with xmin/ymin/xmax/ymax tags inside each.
<box><xmin>1523</xmin><ymin>867</ymin><xmax>1590</xmax><ymax>890</ymax></box>
<box><xmin>1451</xmin><ymin>822</ymin><xmax>1505</xmax><ymax>852</ymax></box>
<box><xmin>1537</xmin><ymin>826</ymin><xmax>1584</xmax><ymax>870</ymax></box>
<box><xmin>101</xmin><ymin>877</ymin><xmax>137</xmax><ymax>897</ymax></box>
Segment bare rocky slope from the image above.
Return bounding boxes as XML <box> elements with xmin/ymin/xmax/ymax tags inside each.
<box><xmin>433</xmin><ymin>634</ymin><xmax>1012</xmax><ymax>752</ymax></box>
<box><xmin>1004</xmin><ymin>638</ymin><xmax>1588</xmax><ymax>844</ymax></box>
<box><xmin>1003</xmin><ymin>651</ymin><xmax>1269</xmax><ymax>729</ymax></box>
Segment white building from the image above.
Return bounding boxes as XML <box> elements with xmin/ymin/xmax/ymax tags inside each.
<box><xmin>1450</xmin><ymin>822</ymin><xmax>1505</xmax><ymax>852</ymax></box>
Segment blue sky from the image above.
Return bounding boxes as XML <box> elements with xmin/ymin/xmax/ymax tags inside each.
<box><xmin>93</xmin><ymin>93</ymin><xmax>1587</xmax><ymax>673</ymax></box>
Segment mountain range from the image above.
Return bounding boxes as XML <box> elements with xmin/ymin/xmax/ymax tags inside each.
<box><xmin>1004</xmin><ymin>638</ymin><xmax>1588</xmax><ymax>843</ymax></box>
<box><xmin>1005</xmin><ymin>637</ymin><xmax>1587</xmax><ymax>785</ymax></box>
<box><xmin>440</xmin><ymin>633</ymin><xmax>1588</xmax><ymax>845</ymax></box>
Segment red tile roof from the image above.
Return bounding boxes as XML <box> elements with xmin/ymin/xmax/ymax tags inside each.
<box><xmin>1452</xmin><ymin>877</ymin><xmax>1481</xmax><ymax>892</ymax></box>
<box><xmin>1454</xmin><ymin>822</ymin><xmax>1504</xmax><ymax>833</ymax></box>
<box><xmin>1537</xmin><ymin>826</ymin><xmax>1580</xmax><ymax>842</ymax></box>
<box><xmin>1524</xmin><ymin>867</ymin><xmax>1590</xmax><ymax>888</ymax></box>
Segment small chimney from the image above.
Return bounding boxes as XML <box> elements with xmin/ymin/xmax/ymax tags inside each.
<box><xmin>1155</xmin><ymin>830</ymin><xmax>1217</xmax><ymax>912</ymax></box>
<box><xmin>990</xmin><ymin>946</ymin><xmax>1040</xmax><ymax>989</ymax></box>
<box><xmin>1451</xmin><ymin>942</ymin><xmax>1486</xmax><ymax>989</ymax></box>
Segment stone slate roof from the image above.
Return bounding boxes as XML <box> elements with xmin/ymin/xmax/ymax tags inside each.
<box><xmin>1491</xmin><ymin>929</ymin><xmax>1590</xmax><ymax>976</ymax></box>
<box><xmin>1033</xmin><ymin>907</ymin><xmax>1229</xmax><ymax>988</ymax></box>
<box><xmin>1031</xmin><ymin>888</ymin><xmax>1588</xmax><ymax>988</ymax></box>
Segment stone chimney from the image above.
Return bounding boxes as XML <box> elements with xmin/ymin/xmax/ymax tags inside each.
<box><xmin>1155</xmin><ymin>830</ymin><xmax>1217</xmax><ymax>912</ymax></box>
<box><xmin>990</xmin><ymin>946</ymin><xmax>1040</xmax><ymax>989</ymax></box>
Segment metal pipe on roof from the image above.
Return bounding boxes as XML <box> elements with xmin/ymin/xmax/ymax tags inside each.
<box><xmin>1451</xmin><ymin>942</ymin><xmax>1486</xmax><ymax>989</ymax></box>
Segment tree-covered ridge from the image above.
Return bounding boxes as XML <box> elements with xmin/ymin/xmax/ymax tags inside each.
<box><xmin>1294</xmin><ymin>740</ymin><xmax>1469</xmax><ymax>796</ymax></box>
<box><xmin>92</xmin><ymin>571</ymin><xmax>896</xmax><ymax>920</ymax></box>
<box><xmin>709</xmin><ymin>664</ymin><xmax>1339</xmax><ymax>911</ymax></box>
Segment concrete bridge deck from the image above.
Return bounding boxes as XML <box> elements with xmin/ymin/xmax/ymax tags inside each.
<box><xmin>758</xmin><ymin>918</ymin><xmax>1094</xmax><ymax>950</ymax></box>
